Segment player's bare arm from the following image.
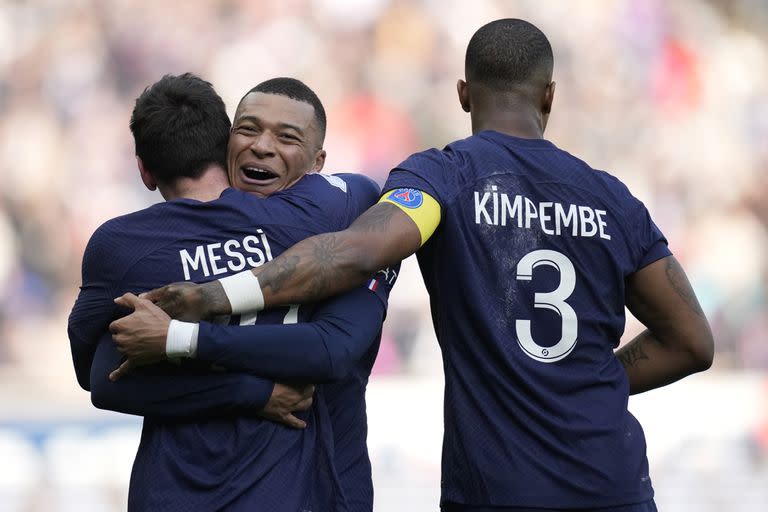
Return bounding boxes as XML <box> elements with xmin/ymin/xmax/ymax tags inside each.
<box><xmin>616</xmin><ymin>255</ymin><xmax>714</xmax><ymax>394</ymax></box>
<box><xmin>258</xmin><ymin>202</ymin><xmax>411</xmax><ymax>299</ymax></box>
<box><xmin>144</xmin><ymin>201</ymin><xmax>424</xmax><ymax>319</ymax></box>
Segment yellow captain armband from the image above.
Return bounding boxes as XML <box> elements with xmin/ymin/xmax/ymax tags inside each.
<box><xmin>379</xmin><ymin>188</ymin><xmax>441</xmax><ymax>246</ymax></box>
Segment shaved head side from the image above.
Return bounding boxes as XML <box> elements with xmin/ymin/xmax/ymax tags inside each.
<box><xmin>465</xmin><ymin>18</ymin><xmax>554</xmax><ymax>91</ymax></box>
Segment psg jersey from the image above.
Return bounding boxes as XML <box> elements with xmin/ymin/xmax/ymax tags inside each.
<box><xmin>70</xmin><ymin>173</ymin><xmax>383</xmax><ymax>511</ymax></box>
<box><xmin>384</xmin><ymin>130</ymin><xmax>670</xmax><ymax>508</ymax></box>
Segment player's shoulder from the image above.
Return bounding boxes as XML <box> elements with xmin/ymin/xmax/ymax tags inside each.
<box><xmin>331</xmin><ymin>172</ymin><xmax>381</xmax><ymax>200</ymax></box>
<box><xmin>323</xmin><ymin>172</ymin><xmax>381</xmax><ymax>221</ymax></box>
<box><xmin>265</xmin><ymin>172</ymin><xmax>379</xmax><ymax>230</ymax></box>
<box><xmin>395</xmin><ymin>135</ymin><xmax>483</xmax><ymax>178</ymax></box>
<box><xmin>397</xmin><ymin>146</ymin><xmax>448</xmax><ymax>172</ymax></box>
<box><xmin>81</xmin><ymin>205</ymin><xmax>164</xmax><ymax>269</ymax></box>
<box><xmin>563</xmin><ymin>163</ymin><xmax>653</xmax><ymax>232</ymax></box>
<box><xmin>591</xmin><ymin>167</ymin><xmax>630</xmax><ymax>192</ymax></box>
<box><xmin>298</xmin><ymin>172</ymin><xmax>380</xmax><ymax>196</ymax></box>
<box><xmin>588</xmin><ymin>167</ymin><xmax>643</xmax><ymax>208</ymax></box>
<box><xmin>540</xmin><ymin>143</ymin><xmax>638</xmax><ymax>201</ymax></box>
<box><xmin>300</xmin><ymin>171</ymin><xmax>381</xmax><ymax>208</ymax></box>
<box><xmin>272</xmin><ymin>173</ymin><xmax>350</xmax><ymax>206</ymax></box>
<box><xmin>89</xmin><ymin>204</ymin><xmax>159</xmax><ymax>244</ymax></box>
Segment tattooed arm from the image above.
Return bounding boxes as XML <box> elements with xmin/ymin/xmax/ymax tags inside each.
<box><xmin>145</xmin><ymin>202</ymin><xmax>422</xmax><ymax>319</ymax></box>
<box><xmin>257</xmin><ymin>202</ymin><xmax>417</xmax><ymax>304</ymax></box>
<box><xmin>616</xmin><ymin>255</ymin><xmax>714</xmax><ymax>394</ymax></box>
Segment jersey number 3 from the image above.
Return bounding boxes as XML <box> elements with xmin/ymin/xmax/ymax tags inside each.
<box><xmin>515</xmin><ymin>249</ymin><xmax>577</xmax><ymax>363</ymax></box>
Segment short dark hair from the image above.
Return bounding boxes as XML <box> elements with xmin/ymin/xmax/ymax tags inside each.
<box><xmin>130</xmin><ymin>73</ymin><xmax>231</xmax><ymax>184</ymax></box>
<box><xmin>244</xmin><ymin>77</ymin><xmax>327</xmax><ymax>144</ymax></box>
<box><xmin>465</xmin><ymin>19</ymin><xmax>554</xmax><ymax>90</ymax></box>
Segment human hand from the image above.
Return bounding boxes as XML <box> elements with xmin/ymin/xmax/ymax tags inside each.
<box><xmin>140</xmin><ymin>280</ymin><xmax>228</xmax><ymax>321</ymax></box>
<box><xmin>258</xmin><ymin>383</ymin><xmax>315</xmax><ymax>429</ymax></box>
<box><xmin>108</xmin><ymin>293</ymin><xmax>171</xmax><ymax>381</ymax></box>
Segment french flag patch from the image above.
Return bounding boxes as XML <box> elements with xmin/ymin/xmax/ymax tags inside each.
<box><xmin>367</xmin><ymin>278</ymin><xmax>379</xmax><ymax>292</ymax></box>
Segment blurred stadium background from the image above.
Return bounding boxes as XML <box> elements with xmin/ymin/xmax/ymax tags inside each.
<box><xmin>0</xmin><ymin>0</ymin><xmax>766</xmax><ymax>510</ymax></box>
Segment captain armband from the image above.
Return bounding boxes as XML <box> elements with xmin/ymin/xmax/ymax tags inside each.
<box><xmin>378</xmin><ymin>188</ymin><xmax>441</xmax><ymax>246</ymax></box>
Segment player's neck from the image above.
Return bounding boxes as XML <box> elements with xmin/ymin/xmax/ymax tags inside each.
<box><xmin>468</xmin><ymin>91</ymin><xmax>546</xmax><ymax>139</ymax></box>
<box><xmin>470</xmin><ymin>107</ymin><xmax>545</xmax><ymax>139</ymax></box>
<box><xmin>160</xmin><ymin>165</ymin><xmax>230</xmax><ymax>202</ymax></box>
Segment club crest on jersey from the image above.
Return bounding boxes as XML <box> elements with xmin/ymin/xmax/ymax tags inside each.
<box><xmin>387</xmin><ymin>188</ymin><xmax>423</xmax><ymax>209</ymax></box>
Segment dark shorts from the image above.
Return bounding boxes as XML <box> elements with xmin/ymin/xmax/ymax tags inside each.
<box><xmin>441</xmin><ymin>500</ymin><xmax>658</xmax><ymax>512</ymax></box>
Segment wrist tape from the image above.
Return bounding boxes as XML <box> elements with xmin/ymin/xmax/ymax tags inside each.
<box><xmin>219</xmin><ymin>271</ymin><xmax>265</xmax><ymax>314</ymax></box>
<box><xmin>166</xmin><ymin>319</ymin><xmax>199</xmax><ymax>358</ymax></box>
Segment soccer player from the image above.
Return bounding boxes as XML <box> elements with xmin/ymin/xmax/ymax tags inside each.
<box><xmin>68</xmin><ymin>73</ymin><xmax>395</xmax><ymax>511</ymax></box>
<box><xmin>145</xmin><ymin>19</ymin><xmax>715</xmax><ymax>511</ymax></box>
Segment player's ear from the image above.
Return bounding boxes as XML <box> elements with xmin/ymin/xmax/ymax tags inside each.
<box><xmin>311</xmin><ymin>149</ymin><xmax>326</xmax><ymax>173</ymax></box>
<box><xmin>457</xmin><ymin>79</ymin><xmax>471</xmax><ymax>113</ymax></box>
<box><xmin>542</xmin><ymin>81</ymin><xmax>555</xmax><ymax>115</ymax></box>
<box><xmin>541</xmin><ymin>81</ymin><xmax>555</xmax><ymax>132</ymax></box>
<box><xmin>136</xmin><ymin>156</ymin><xmax>157</xmax><ymax>191</ymax></box>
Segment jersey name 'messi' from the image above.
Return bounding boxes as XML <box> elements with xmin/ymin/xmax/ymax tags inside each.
<box><xmin>474</xmin><ymin>186</ymin><xmax>611</xmax><ymax>240</ymax></box>
<box><xmin>179</xmin><ymin>229</ymin><xmax>274</xmax><ymax>280</ymax></box>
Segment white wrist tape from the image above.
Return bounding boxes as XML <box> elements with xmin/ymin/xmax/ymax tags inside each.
<box><xmin>219</xmin><ymin>271</ymin><xmax>265</xmax><ymax>314</ymax></box>
<box><xmin>166</xmin><ymin>320</ymin><xmax>200</xmax><ymax>358</ymax></box>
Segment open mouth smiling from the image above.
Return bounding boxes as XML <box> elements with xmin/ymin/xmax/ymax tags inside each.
<box><xmin>241</xmin><ymin>166</ymin><xmax>279</xmax><ymax>182</ymax></box>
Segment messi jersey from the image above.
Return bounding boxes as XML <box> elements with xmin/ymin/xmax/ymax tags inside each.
<box><xmin>383</xmin><ymin>131</ymin><xmax>671</xmax><ymax>509</ymax></box>
<box><xmin>75</xmin><ymin>173</ymin><xmax>380</xmax><ymax>512</ymax></box>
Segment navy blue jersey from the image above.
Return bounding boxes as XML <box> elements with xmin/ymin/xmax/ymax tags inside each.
<box><xmin>189</xmin><ymin>265</ymin><xmax>398</xmax><ymax>512</ymax></box>
<box><xmin>69</xmin><ymin>173</ymin><xmax>385</xmax><ymax>511</ymax></box>
<box><xmin>384</xmin><ymin>131</ymin><xmax>671</xmax><ymax>509</ymax></box>
<box><xmin>323</xmin><ymin>268</ymin><xmax>398</xmax><ymax>510</ymax></box>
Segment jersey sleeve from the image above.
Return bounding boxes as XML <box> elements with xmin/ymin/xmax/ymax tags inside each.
<box><xmin>383</xmin><ymin>149</ymin><xmax>452</xmax><ymax>207</ymax></box>
<box><xmin>196</xmin><ymin>284</ymin><xmax>388</xmax><ymax>382</ymax></box>
<box><xmin>362</xmin><ymin>262</ymin><xmax>400</xmax><ymax>310</ymax></box>
<box><xmin>628</xmin><ymin>197</ymin><xmax>672</xmax><ymax>272</ymax></box>
<box><xmin>324</xmin><ymin>379</ymin><xmax>374</xmax><ymax>511</ymax></box>
<box><xmin>67</xmin><ymin>223</ymin><xmax>125</xmax><ymax>391</ymax></box>
<box><xmin>89</xmin><ymin>332</ymin><xmax>273</xmax><ymax>418</ymax></box>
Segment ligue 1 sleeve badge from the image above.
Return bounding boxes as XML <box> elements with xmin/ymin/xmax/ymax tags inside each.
<box><xmin>387</xmin><ymin>188</ymin><xmax>423</xmax><ymax>209</ymax></box>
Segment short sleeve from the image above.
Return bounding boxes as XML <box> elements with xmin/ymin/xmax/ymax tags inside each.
<box><xmin>631</xmin><ymin>200</ymin><xmax>672</xmax><ymax>272</ymax></box>
<box><xmin>384</xmin><ymin>149</ymin><xmax>451</xmax><ymax>207</ymax></box>
<box><xmin>637</xmin><ymin>206</ymin><xmax>672</xmax><ymax>270</ymax></box>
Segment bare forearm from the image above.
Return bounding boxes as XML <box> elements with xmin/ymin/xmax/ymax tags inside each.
<box><xmin>197</xmin><ymin>231</ymin><xmax>373</xmax><ymax>316</ymax></box>
<box><xmin>616</xmin><ymin>329</ymin><xmax>710</xmax><ymax>395</ymax></box>
<box><xmin>254</xmin><ymin>202</ymin><xmax>415</xmax><ymax>307</ymax></box>
<box><xmin>201</xmin><ymin>203</ymin><xmax>418</xmax><ymax>315</ymax></box>
<box><xmin>255</xmin><ymin>231</ymin><xmax>374</xmax><ymax>307</ymax></box>
<box><xmin>620</xmin><ymin>256</ymin><xmax>715</xmax><ymax>395</ymax></box>
<box><xmin>148</xmin><ymin>203</ymin><xmax>420</xmax><ymax>320</ymax></box>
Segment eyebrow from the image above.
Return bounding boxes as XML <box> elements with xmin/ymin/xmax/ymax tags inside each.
<box><xmin>235</xmin><ymin>115</ymin><xmax>305</xmax><ymax>134</ymax></box>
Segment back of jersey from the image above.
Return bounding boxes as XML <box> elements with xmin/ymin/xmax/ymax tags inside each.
<box><xmin>88</xmin><ymin>173</ymin><xmax>378</xmax><ymax>512</ymax></box>
<box><xmin>384</xmin><ymin>130</ymin><xmax>670</xmax><ymax>508</ymax></box>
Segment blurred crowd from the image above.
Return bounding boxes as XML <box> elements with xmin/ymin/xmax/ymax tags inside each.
<box><xmin>0</xmin><ymin>0</ymin><xmax>767</xmax><ymax>391</ymax></box>
<box><xmin>0</xmin><ymin>1</ymin><xmax>767</xmax><ymax>511</ymax></box>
